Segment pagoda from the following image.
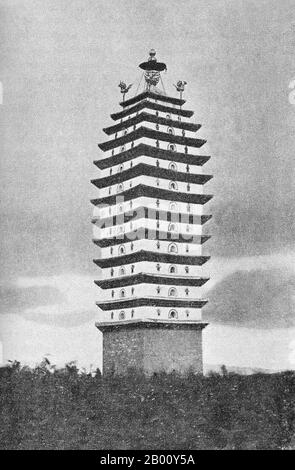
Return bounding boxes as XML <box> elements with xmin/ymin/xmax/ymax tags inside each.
<box><xmin>91</xmin><ymin>50</ymin><xmax>212</xmax><ymax>375</ymax></box>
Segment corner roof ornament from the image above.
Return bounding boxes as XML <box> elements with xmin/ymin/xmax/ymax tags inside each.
<box><xmin>118</xmin><ymin>81</ymin><xmax>133</xmax><ymax>102</ymax></box>
<box><xmin>139</xmin><ymin>49</ymin><xmax>167</xmax><ymax>91</ymax></box>
<box><xmin>174</xmin><ymin>80</ymin><xmax>187</xmax><ymax>100</ymax></box>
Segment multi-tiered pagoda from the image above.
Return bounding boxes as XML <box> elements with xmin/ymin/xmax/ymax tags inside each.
<box><xmin>91</xmin><ymin>50</ymin><xmax>212</xmax><ymax>375</ymax></box>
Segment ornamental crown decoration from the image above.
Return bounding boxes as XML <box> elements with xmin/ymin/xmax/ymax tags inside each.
<box><xmin>139</xmin><ymin>50</ymin><xmax>167</xmax><ymax>91</ymax></box>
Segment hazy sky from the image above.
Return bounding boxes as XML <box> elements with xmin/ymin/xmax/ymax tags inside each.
<box><xmin>1</xmin><ymin>0</ymin><xmax>295</xmax><ymax>370</ymax></box>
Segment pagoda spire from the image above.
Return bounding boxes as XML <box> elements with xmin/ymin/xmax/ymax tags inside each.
<box><xmin>139</xmin><ymin>49</ymin><xmax>167</xmax><ymax>92</ymax></box>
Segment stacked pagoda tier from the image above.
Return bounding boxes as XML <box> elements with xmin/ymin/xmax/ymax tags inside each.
<box><xmin>91</xmin><ymin>89</ymin><xmax>212</xmax><ymax>325</ymax></box>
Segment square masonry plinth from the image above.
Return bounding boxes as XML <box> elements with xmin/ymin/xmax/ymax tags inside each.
<box><xmin>96</xmin><ymin>319</ymin><xmax>208</xmax><ymax>376</ymax></box>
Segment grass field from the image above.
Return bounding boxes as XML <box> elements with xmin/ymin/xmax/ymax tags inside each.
<box><xmin>1</xmin><ymin>361</ymin><xmax>294</xmax><ymax>450</ymax></box>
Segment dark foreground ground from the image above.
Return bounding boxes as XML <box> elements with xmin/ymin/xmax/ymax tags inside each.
<box><xmin>0</xmin><ymin>361</ymin><xmax>295</xmax><ymax>450</ymax></box>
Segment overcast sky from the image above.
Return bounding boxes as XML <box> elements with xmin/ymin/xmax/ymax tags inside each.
<box><xmin>1</xmin><ymin>0</ymin><xmax>295</xmax><ymax>371</ymax></box>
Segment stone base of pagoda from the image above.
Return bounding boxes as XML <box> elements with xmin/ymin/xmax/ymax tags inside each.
<box><xmin>96</xmin><ymin>319</ymin><xmax>208</xmax><ymax>376</ymax></box>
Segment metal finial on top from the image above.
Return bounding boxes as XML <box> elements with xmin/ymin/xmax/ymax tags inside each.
<box><xmin>139</xmin><ymin>50</ymin><xmax>167</xmax><ymax>91</ymax></box>
<box><xmin>148</xmin><ymin>49</ymin><xmax>156</xmax><ymax>61</ymax></box>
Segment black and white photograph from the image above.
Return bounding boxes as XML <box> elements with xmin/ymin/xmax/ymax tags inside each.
<box><xmin>0</xmin><ymin>0</ymin><xmax>295</xmax><ymax>453</ymax></box>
